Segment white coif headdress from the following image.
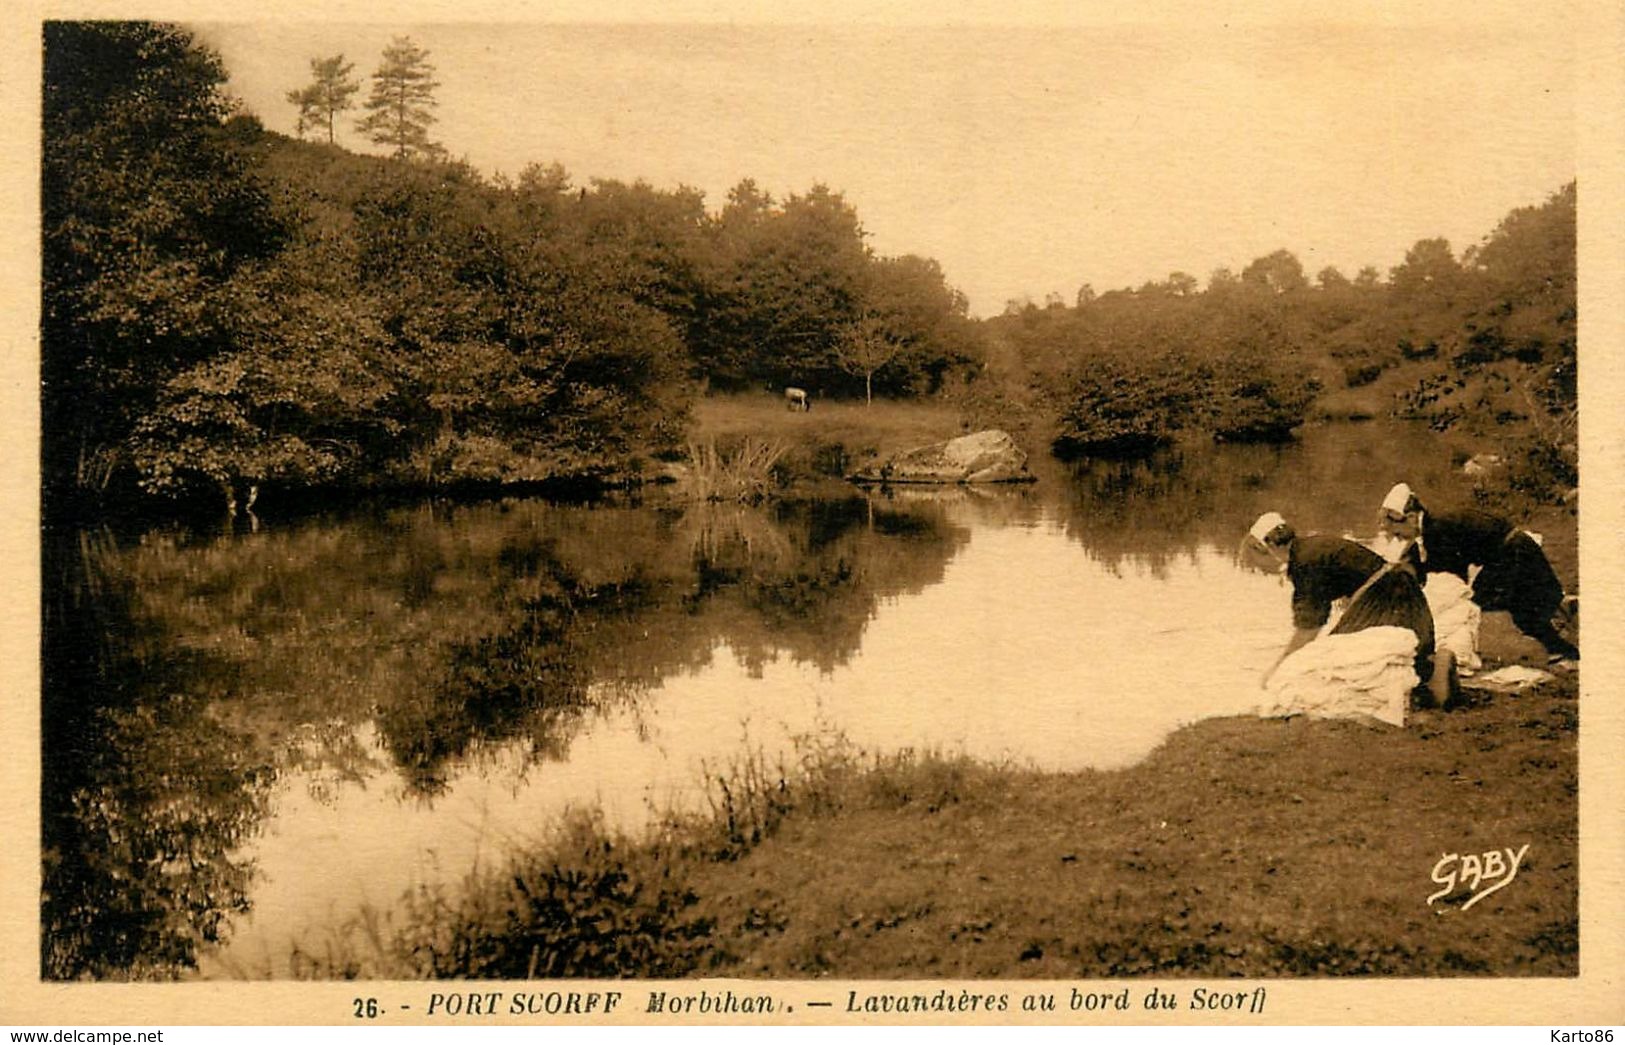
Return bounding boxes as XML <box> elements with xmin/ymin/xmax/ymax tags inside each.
<box><xmin>1382</xmin><ymin>482</ymin><xmax>1415</xmax><ymax>515</ymax></box>
<box><xmin>1249</xmin><ymin>511</ymin><xmax>1288</xmax><ymax>544</ymax></box>
<box><xmin>1378</xmin><ymin>482</ymin><xmax>1426</xmax><ymax>562</ymax></box>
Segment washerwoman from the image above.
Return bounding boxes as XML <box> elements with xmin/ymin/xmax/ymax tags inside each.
<box><xmin>1242</xmin><ymin>511</ymin><xmax>1457</xmax><ymax>714</ymax></box>
<box><xmin>1376</xmin><ymin>483</ymin><xmax>1578</xmax><ymax>663</ymax></box>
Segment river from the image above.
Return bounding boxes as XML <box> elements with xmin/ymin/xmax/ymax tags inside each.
<box><xmin>40</xmin><ymin>420</ymin><xmax>1482</xmax><ymax>979</ymax></box>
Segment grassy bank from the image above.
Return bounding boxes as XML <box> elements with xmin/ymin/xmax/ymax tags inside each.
<box><xmin>685</xmin><ymin>678</ymin><xmax>1576</xmax><ymax>978</ymax></box>
<box><xmin>293</xmin><ymin>672</ymin><xmax>1576</xmax><ymax>980</ymax></box>
<box><xmin>680</xmin><ymin>394</ymin><xmax>971</xmax><ymax>489</ymax></box>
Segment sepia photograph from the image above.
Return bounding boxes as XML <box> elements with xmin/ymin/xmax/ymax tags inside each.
<box><xmin>7</xmin><ymin>0</ymin><xmax>1624</xmax><ymax>1028</ymax></box>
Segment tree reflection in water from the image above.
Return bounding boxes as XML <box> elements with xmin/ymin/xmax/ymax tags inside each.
<box><xmin>1053</xmin><ymin>421</ymin><xmax>1482</xmax><ymax>576</ymax></box>
<box><xmin>42</xmin><ymin>528</ymin><xmax>275</xmax><ymax>980</ymax></box>
<box><xmin>377</xmin><ymin>496</ymin><xmax>971</xmax><ymax>792</ymax></box>
<box><xmin>41</xmin><ymin>493</ymin><xmax>971</xmax><ymax>976</ymax></box>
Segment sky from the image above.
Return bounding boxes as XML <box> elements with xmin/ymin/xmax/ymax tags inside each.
<box><xmin>191</xmin><ymin>8</ymin><xmax>1576</xmax><ymax>317</ymax></box>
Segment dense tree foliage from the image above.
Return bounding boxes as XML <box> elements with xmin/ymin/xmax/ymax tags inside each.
<box><xmin>44</xmin><ymin>22</ymin><xmax>979</xmax><ymax>514</ymax></box>
<box><xmin>1012</xmin><ymin>274</ymin><xmax>1321</xmax><ymax>456</ymax></box>
<box><xmin>126</xmin><ymin>153</ymin><xmax>704</xmax><ymax>500</ymax></box>
<box><xmin>42</xmin><ymin>21</ymin><xmax>290</xmax><ymax>512</ymax></box>
<box><xmin>44</xmin><ymin>21</ymin><xmax>1574</xmax><ymax>511</ymax></box>
<box><xmin>999</xmin><ymin>182</ymin><xmax>1576</xmax><ymax>464</ymax></box>
<box><xmin>688</xmin><ymin>181</ymin><xmax>977</xmax><ymax>396</ymax></box>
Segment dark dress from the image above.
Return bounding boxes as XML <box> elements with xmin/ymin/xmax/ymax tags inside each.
<box><xmin>1288</xmin><ymin>535</ymin><xmax>1436</xmax><ymax>683</ymax></box>
<box><xmin>1405</xmin><ymin>509</ymin><xmax>1576</xmax><ymax>659</ymax></box>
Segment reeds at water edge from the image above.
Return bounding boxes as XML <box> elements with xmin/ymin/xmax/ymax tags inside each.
<box><xmin>680</xmin><ymin>438</ymin><xmax>788</xmax><ymax>503</ymax></box>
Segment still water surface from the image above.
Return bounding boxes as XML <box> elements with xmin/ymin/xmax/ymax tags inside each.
<box><xmin>42</xmin><ymin>421</ymin><xmax>1477</xmax><ymax>979</ymax></box>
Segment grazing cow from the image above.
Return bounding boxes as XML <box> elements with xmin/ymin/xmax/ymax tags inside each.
<box><xmin>784</xmin><ymin>387</ymin><xmax>810</xmax><ymax>412</ymax></box>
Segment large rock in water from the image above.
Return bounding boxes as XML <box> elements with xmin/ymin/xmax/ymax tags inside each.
<box><xmin>852</xmin><ymin>429</ymin><xmax>1033</xmax><ymax>484</ymax></box>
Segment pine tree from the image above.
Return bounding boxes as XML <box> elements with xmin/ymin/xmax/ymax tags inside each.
<box><xmin>356</xmin><ymin>36</ymin><xmax>441</xmax><ymax>160</ymax></box>
<box><xmin>285</xmin><ymin>54</ymin><xmax>359</xmax><ymax>144</ymax></box>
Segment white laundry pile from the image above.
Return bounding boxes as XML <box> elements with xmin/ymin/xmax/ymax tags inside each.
<box><xmin>1360</xmin><ymin>532</ymin><xmax>1484</xmax><ymax>674</ymax></box>
<box><xmin>1424</xmin><ymin>571</ymin><xmax>1482</xmax><ymax>673</ymax></box>
<box><xmin>1257</xmin><ymin>625</ymin><xmax>1418</xmax><ymax>728</ymax></box>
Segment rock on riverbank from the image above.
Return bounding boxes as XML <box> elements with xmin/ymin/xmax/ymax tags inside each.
<box><xmin>850</xmin><ymin>429</ymin><xmax>1033</xmax><ymax>484</ymax></box>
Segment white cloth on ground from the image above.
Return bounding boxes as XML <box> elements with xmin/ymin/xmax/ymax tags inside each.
<box><xmin>1257</xmin><ymin>625</ymin><xmax>1418</xmax><ymax>728</ymax></box>
<box><xmin>1472</xmin><ymin>665</ymin><xmax>1554</xmax><ymax>692</ymax></box>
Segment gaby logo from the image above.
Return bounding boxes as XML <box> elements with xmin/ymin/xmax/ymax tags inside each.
<box><xmin>1427</xmin><ymin>844</ymin><xmax>1530</xmax><ymax>910</ymax></box>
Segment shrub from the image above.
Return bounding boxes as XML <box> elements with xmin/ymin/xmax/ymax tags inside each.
<box><xmin>1207</xmin><ymin>352</ymin><xmax>1320</xmax><ymax>443</ymax></box>
<box><xmin>1052</xmin><ymin>348</ymin><xmax>1316</xmax><ymax>456</ymax></box>
<box><xmin>1052</xmin><ymin>352</ymin><xmax>1203</xmax><ymax>458</ymax></box>
<box><xmin>1342</xmin><ymin>361</ymin><xmax>1384</xmax><ymax>388</ymax></box>
<box><xmin>394</xmin><ymin>813</ymin><xmax>713</xmax><ymax>979</ymax></box>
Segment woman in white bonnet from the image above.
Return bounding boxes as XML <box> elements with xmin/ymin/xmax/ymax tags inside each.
<box><xmin>1376</xmin><ymin>481</ymin><xmax>1577</xmax><ymax>662</ymax></box>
